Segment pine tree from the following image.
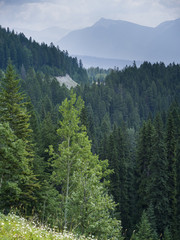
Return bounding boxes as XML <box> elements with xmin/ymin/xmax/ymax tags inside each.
<box><xmin>0</xmin><ymin>63</ymin><xmax>36</xmax><ymax>165</ymax></box>
<box><xmin>132</xmin><ymin>211</ymin><xmax>158</xmax><ymax>240</ymax></box>
<box><xmin>162</xmin><ymin>227</ymin><xmax>172</xmax><ymax>240</ymax></box>
<box><xmin>0</xmin><ymin>63</ymin><xmax>38</xmax><ymax>212</ymax></box>
<box><xmin>168</xmin><ymin>103</ymin><xmax>180</xmax><ymax>237</ymax></box>
<box><xmin>166</xmin><ymin>111</ymin><xmax>177</xmax><ymax>239</ymax></box>
<box><xmin>136</xmin><ymin>120</ymin><xmax>155</xmax><ymax>217</ymax></box>
<box><xmin>0</xmin><ymin>63</ymin><xmax>32</xmax><ymax>142</ymax></box>
<box><xmin>146</xmin><ymin>203</ymin><xmax>158</xmax><ymax>240</ymax></box>
<box><xmin>149</xmin><ymin>114</ymin><xmax>169</xmax><ymax>234</ymax></box>
<box><xmin>0</xmin><ymin>123</ymin><xmax>37</xmax><ymax>212</ymax></box>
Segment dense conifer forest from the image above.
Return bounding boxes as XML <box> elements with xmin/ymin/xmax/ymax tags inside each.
<box><xmin>0</xmin><ymin>27</ymin><xmax>180</xmax><ymax>239</ymax></box>
<box><xmin>0</xmin><ymin>26</ymin><xmax>88</xmax><ymax>83</ymax></box>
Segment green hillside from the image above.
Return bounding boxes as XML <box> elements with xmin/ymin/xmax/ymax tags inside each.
<box><xmin>0</xmin><ymin>26</ymin><xmax>88</xmax><ymax>83</ymax></box>
<box><xmin>0</xmin><ymin>213</ymin><xmax>95</xmax><ymax>240</ymax></box>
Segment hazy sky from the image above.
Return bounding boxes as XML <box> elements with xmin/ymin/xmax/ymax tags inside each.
<box><xmin>0</xmin><ymin>0</ymin><xmax>180</xmax><ymax>31</ymax></box>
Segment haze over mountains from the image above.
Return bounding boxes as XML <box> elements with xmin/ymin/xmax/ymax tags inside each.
<box><xmin>13</xmin><ymin>26</ymin><xmax>69</xmax><ymax>45</ymax></box>
<box><xmin>58</xmin><ymin>18</ymin><xmax>180</xmax><ymax>68</ymax></box>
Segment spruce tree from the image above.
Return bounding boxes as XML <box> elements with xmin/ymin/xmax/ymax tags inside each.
<box><xmin>132</xmin><ymin>211</ymin><xmax>158</xmax><ymax>240</ymax></box>
<box><xmin>0</xmin><ymin>63</ymin><xmax>32</xmax><ymax>142</ymax></box>
<box><xmin>0</xmin><ymin>63</ymin><xmax>38</xmax><ymax>212</ymax></box>
<box><xmin>136</xmin><ymin>120</ymin><xmax>155</xmax><ymax>217</ymax></box>
<box><xmin>149</xmin><ymin>114</ymin><xmax>169</xmax><ymax>234</ymax></box>
<box><xmin>0</xmin><ymin>123</ymin><xmax>37</xmax><ymax>211</ymax></box>
<box><xmin>168</xmin><ymin>103</ymin><xmax>180</xmax><ymax>237</ymax></box>
<box><xmin>162</xmin><ymin>227</ymin><xmax>172</xmax><ymax>240</ymax></box>
<box><xmin>166</xmin><ymin>111</ymin><xmax>177</xmax><ymax>239</ymax></box>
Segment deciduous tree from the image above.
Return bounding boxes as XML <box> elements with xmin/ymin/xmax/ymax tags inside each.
<box><xmin>48</xmin><ymin>92</ymin><xmax>123</xmax><ymax>239</ymax></box>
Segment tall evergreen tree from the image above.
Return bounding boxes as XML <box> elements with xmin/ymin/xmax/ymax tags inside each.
<box><xmin>131</xmin><ymin>211</ymin><xmax>158</xmax><ymax>240</ymax></box>
<box><xmin>98</xmin><ymin>124</ymin><xmax>135</xmax><ymax>237</ymax></box>
<box><xmin>166</xmin><ymin>111</ymin><xmax>177</xmax><ymax>239</ymax></box>
<box><xmin>0</xmin><ymin>63</ymin><xmax>38</xmax><ymax>212</ymax></box>
<box><xmin>0</xmin><ymin>123</ymin><xmax>38</xmax><ymax>212</ymax></box>
<box><xmin>149</xmin><ymin>114</ymin><xmax>169</xmax><ymax>234</ymax></box>
<box><xmin>167</xmin><ymin>103</ymin><xmax>180</xmax><ymax>237</ymax></box>
<box><xmin>0</xmin><ymin>63</ymin><xmax>32</xmax><ymax>142</ymax></box>
<box><xmin>136</xmin><ymin>120</ymin><xmax>155</xmax><ymax>218</ymax></box>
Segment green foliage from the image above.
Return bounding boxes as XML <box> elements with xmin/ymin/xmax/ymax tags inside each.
<box><xmin>0</xmin><ymin>213</ymin><xmax>96</xmax><ymax>240</ymax></box>
<box><xmin>0</xmin><ymin>63</ymin><xmax>32</xmax><ymax>141</ymax></box>
<box><xmin>87</xmin><ymin>67</ymin><xmax>111</xmax><ymax>83</ymax></box>
<box><xmin>48</xmin><ymin>92</ymin><xmax>123</xmax><ymax>239</ymax></box>
<box><xmin>162</xmin><ymin>227</ymin><xmax>172</xmax><ymax>240</ymax></box>
<box><xmin>136</xmin><ymin>120</ymin><xmax>155</xmax><ymax>213</ymax></box>
<box><xmin>0</xmin><ymin>35</ymin><xmax>180</xmax><ymax>239</ymax></box>
<box><xmin>0</xmin><ymin>123</ymin><xmax>38</xmax><ymax>211</ymax></box>
<box><xmin>131</xmin><ymin>211</ymin><xmax>158</xmax><ymax>240</ymax></box>
<box><xmin>0</xmin><ymin>26</ymin><xmax>88</xmax><ymax>83</ymax></box>
<box><xmin>166</xmin><ymin>110</ymin><xmax>178</xmax><ymax>239</ymax></box>
<box><xmin>99</xmin><ymin>125</ymin><xmax>135</xmax><ymax>234</ymax></box>
<box><xmin>135</xmin><ymin>109</ymin><xmax>180</xmax><ymax>239</ymax></box>
<box><xmin>0</xmin><ymin>63</ymin><xmax>39</xmax><ymax>212</ymax></box>
<box><xmin>77</xmin><ymin>62</ymin><xmax>180</xmax><ymax>151</ymax></box>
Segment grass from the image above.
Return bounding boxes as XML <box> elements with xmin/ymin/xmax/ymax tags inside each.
<box><xmin>0</xmin><ymin>213</ymin><xmax>96</xmax><ymax>240</ymax></box>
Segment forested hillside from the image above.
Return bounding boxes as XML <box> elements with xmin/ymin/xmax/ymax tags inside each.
<box><xmin>0</xmin><ymin>27</ymin><xmax>180</xmax><ymax>239</ymax></box>
<box><xmin>77</xmin><ymin>62</ymin><xmax>180</xmax><ymax>148</ymax></box>
<box><xmin>0</xmin><ymin>26</ymin><xmax>88</xmax><ymax>83</ymax></box>
<box><xmin>76</xmin><ymin>62</ymin><xmax>180</xmax><ymax>239</ymax></box>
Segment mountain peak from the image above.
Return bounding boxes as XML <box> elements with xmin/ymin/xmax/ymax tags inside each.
<box><xmin>93</xmin><ymin>18</ymin><xmax>147</xmax><ymax>28</ymax></box>
<box><xmin>93</xmin><ymin>18</ymin><xmax>114</xmax><ymax>27</ymax></box>
<box><xmin>58</xmin><ymin>18</ymin><xmax>180</xmax><ymax>64</ymax></box>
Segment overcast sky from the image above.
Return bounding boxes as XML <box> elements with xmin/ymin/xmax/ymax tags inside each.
<box><xmin>0</xmin><ymin>0</ymin><xmax>180</xmax><ymax>31</ymax></box>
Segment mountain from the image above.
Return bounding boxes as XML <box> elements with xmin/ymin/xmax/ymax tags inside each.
<box><xmin>58</xmin><ymin>18</ymin><xmax>180</xmax><ymax>66</ymax></box>
<box><xmin>14</xmin><ymin>26</ymin><xmax>69</xmax><ymax>45</ymax></box>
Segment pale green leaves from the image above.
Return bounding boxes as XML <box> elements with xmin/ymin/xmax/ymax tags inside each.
<box><xmin>48</xmin><ymin>92</ymin><xmax>123</xmax><ymax>239</ymax></box>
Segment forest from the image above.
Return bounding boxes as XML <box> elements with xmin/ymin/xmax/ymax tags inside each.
<box><xmin>0</xmin><ymin>26</ymin><xmax>180</xmax><ymax>240</ymax></box>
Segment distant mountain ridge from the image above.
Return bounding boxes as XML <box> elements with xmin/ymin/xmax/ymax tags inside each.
<box><xmin>74</xmin><ymin>55</ymin><xmax>143</xmax><ymax>69</ymax></box>
<box><xmin>58</xmin><ymin>18</ymin><xmax>180</xmax><ymax>65</ymax></box>
<box><xmin>14</xmin><ymin>26</ymin><xmax>69</xmax><ymax>44</ymax></box>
